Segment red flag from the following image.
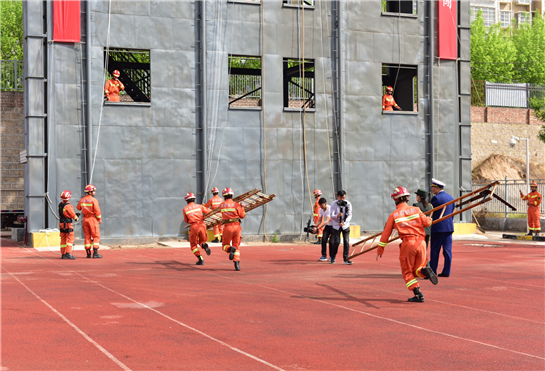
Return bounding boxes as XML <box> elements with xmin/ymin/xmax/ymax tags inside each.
<box><xmin>437</xmin><ymin>0</ymin><xmax>457</xmax><ymax>60</ymax></box>
<box><xmin>53</xmin><ymin>0</ymin><xmax>81</xmax><ymax>43</ymax></box>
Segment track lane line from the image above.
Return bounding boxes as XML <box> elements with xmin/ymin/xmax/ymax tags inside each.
<box><xmin>2</xmin><ymin>267</ymin><xmax>132</xmax><ymax>371</ymax></box>
<box><xmin>19</xmin><ymin>249</ymin><xmax>285</xmax><ymax>371</ymax></box>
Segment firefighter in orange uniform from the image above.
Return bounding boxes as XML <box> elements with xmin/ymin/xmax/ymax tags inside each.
<box><xmin>77</xmin><ymin>184</ymin><xmax>102</xmax><ymax>259</ymax></box>
<box><xmin>313</xmin><ymin>189</ymin><xmax>324</xmax><ymax>244</ymax></box>
<box><xmin>220</xmin><ymin>188</ymin><xmax>246</xmax><ymax>271</ymax></box>
<box><xmin>520</xmin><ymin>182</ymin><xmax>542</xmax><ymax>236</ymax></box>
<box><xmin>377</xmin><ymin>187</ymin><xmax>438</xmax><ymax>302</ymax></box>
<box><xmin>205</xmin><ymin>187</ymin><xmax>224</xmax><ymax>243</ymax></box>
<box><xmin>183</xmin><ymin>192</ymin><xmax>212</xmax><ymax>265</ymax></box>
<box><xmin>382</xmin><ymin>86</ymin><xmax>401</xmax><ymax>111</ymax></box>
<box><xmin>59</xmin><ymin>190</ymin><xmax>78</xmax><ymax>260</ymax></box>
<box><xmin>104</xmin><ymin>70</ymin><xmax>125</xmax><ymax>102</ymax></box>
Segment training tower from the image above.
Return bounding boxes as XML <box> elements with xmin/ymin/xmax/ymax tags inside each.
<box><xmin>23</xmin><ymin>0</ymin><xmax>471</xmax><ymax>242</ymax></box>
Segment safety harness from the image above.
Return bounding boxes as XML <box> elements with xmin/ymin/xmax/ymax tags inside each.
<box><xmin>58</xmin><ymin>202</ymin><xmax>73</xmax><ymax>233</ymax></box>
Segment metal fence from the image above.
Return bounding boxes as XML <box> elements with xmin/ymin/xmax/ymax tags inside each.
<box><xmin>1</xmin><ymin>60</ymin><xmax>24</xmax><ymax>91</ymax></box>
<box><xmin>229</xmin><ymin>75</ymin><xmax>261</xmax><ymax>99</ymax></box>
<box><xmin>471</xmin><ymin>178</ymin><xmax>544</xmax><ymax>217</ymax></box>
<box><xmin>471</xmin><ymin>80</ymin><xmax>545</xmax><ymax>108</ymax></box>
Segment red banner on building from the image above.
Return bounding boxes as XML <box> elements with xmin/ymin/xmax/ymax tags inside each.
<box><xmin>437</xmin><ymin>0</ymin><xmax>457</xmax><ymax>60</ymax></box>
<box><xmin>53</xmin><ymin>0</ymin><xmax>81</xmax><ymax>42</ymax></box>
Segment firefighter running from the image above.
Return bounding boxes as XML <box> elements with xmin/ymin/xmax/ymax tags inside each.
<box><xmin>59</xmin><ymin>190</ymin><xmax>78</xmax><ymax>260</ymax></box>
<box><xmin>521</xmin><ymin>182</ymin><xmax>542</xmax><ymax>236</ymax></box>
<box><xmin>313</xmin><ymin>189</ymin><xmax>324</xmax><ymax>244</ymax></box>
<box><xmin>77</xmin><ymin>184</ymin><xmax>103</xmax><ymax>259</ymax></box>
<box><xmin>220</xmin><ymin>188</ymin><xmax>246</xmax><ymax>271</ymax></box>
<box><xmin>205</xmin><ymin>187</ymin><xmax>224</xmax><ymax>243</ymax></box>
<box><xmin>377</xmin><ymin>187</ymin><xmax>438</xmax><ymax>303</ymax></box>
<box><xmin>183</xmin><ymin>192</ymin><xmax>212</xmax><ymax>265</ymax></box>
<box><xmin>104</xmin><ymin>70</ymin><xmax>125</xmax><ymax>102</ymax></box>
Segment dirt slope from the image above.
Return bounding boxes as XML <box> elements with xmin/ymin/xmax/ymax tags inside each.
<box><xmin>472</xmin><ymin>154</ymin><xmax>545</xmax><ymax>181</ymax></box>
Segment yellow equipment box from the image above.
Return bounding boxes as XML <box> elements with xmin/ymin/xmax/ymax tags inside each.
<box><xmin>31</xmin><ymin>230</ymin><xmax>60</xmax><ymax>248</ymax></box>
<box><xmin>453</xmin><ymin>223</ymin><xmax>476</xmax><ymax>235</ymax></box>
<box><xmin>350</xmin><ymin>225</ymin><xmax>361</xmax><ymax>238</ymax></box>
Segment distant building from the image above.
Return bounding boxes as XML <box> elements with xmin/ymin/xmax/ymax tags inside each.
<box><xmin>470</xmin><ymin>0</ymin><xmax>545</xmax><ymax>27</ymax></box>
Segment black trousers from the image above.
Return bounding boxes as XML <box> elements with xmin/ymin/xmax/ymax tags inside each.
<box><xmin>321</xmin><ymin>225</ymin><xmax>334</xmax><ymax>257</ymax></box>
<box><xmin>329</xmin><ymin>227</ymin><xmax>350</xmax><ymax>261</ymax></box>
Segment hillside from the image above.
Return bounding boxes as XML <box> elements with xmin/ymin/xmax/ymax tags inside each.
<box><xmin>472</xmin><ymin>154</ymin><xmax>545</xmax><ymax>181</ymax></box>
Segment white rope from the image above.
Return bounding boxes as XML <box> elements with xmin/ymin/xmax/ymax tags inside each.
<box><xmin>319</xmin><ymin>0</ymin><xmax>336</xmax><ymax>196</ymax></box>
<box><xmin>90</xmin><ymin>0</ymin><xmax>112</xmax><ymax>183</ymax></box>
<box><xmin>39</xmin><ymin>228</ymin><xmax>61</xmax><ymax>254</ymax></box>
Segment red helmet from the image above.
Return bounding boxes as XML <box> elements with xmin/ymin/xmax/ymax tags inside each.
<box><xmin>530</xmin><ymin>182</ymin><xmax>538</xmax><ymax>188</ymax></box>
<box><xmin>84</xmin><ymin>184</ymin><xmax>97</xmax><ymax>193</ymax></box>
<box><xmin>185</xmin><ymin>192</ymin><xmax>196</xmax><ymax>201</ymax></box>
<box><xmin>222</xmin><ymin>187</ymin><xmax>234</xmax><ymax>197</ymax></box>
<box><xmin>60</xmin><ymin>190</ymin><xmax>71</xmax><ymax>201</ymax></box>
<box><xmin>112</xmin><ymin>70</ymin><xmax>120</xmax><ymax>77</ymax></box>
<box><xmin>313</xmin><ymin>189</ymin><xmax>322</xmax><ymax>197</ymax></box>
<box><xmin>391</xmin><ymin>186</ymin><xmax>410</xmax><ymax>200</ymax></box>
<box><xmin>386</xmin><ymin>86</ymin><xmax>393</xmax><ymax>92</ymax></box>
<box><xmin>211</xmin><ymin>187</ymin><xmax>219</xmax><ymax>194</ymax></box>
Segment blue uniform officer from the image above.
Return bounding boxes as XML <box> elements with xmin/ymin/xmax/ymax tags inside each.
<box><xmin>430</xmin><ymin>178</ymin><xmax>454</xmax><ymax>277</ymax></box>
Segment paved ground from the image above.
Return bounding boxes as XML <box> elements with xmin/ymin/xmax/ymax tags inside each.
<box><xmin>1</xmin><ymin>234</ymin><xmax>544</xmax><ymax>370</ymax></box>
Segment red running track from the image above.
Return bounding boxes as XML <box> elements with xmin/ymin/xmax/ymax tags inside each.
<box><xmin>1</xmin><ymin>238</ymin><xmax>544</xmax><ymax>370</ymax></box>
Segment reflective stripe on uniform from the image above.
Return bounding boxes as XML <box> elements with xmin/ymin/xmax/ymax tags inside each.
<box><xmin>96</xmin><ymin>215</ymin><xmax>101</xmax><ymax>219</ymax></box>
<box><xmin>313</xmin><ymin>213</ymin><xmax>319</xmax><ymax>217</ymax></box>
<box><xmin>378</xmin><ymin>242</ymin><xmax>387</xmax><ymax>247</ymax></box>
<box><xmin>85</xmin><ymin>244</ymin><xmax>92</xmax><ymax>247</ymax></box>
<box><xmin>221</xmin><ymin>208</ymin><xmax>236</xmax><ymax>212</ymax></box>
<box><xmin>185</xmin><ymin>209</ymin><xmax>201</xmax><ymax>215</ymax></box>
<box><xmin>93</xmin><ymin>243</ymin><xmax>99</xmax><ymax>246</ymax></box>
<box><xmin>530</xmin><ymin>195</ymin><xmax>539</xmax><ymax>198</ymax></box>
<box><xmin>394</xmin><ymin>214</ymin><xmax>419</xmax><ymax>224</ymax></box>
<box><xmin>60</xmin><ymin>244</ymin><xmax>67</xmax><ymax>248</ymax></box>
<box><xmin>406</xmin><ymin>279</ymin><xmax>418</xmax><ymax>288</ymax></box>
<box><xmin>192</xmin><ymin>248</ymin><xmax>199</xmax><ymax>253</ymax></box>
<box><xmin>415</xmin><ymin>268</ymin><xmax>424</xmax><ymax>278</ymax></box>
<box><xmin>223</xmin><ymin>245</ymin><xmax>229</xmax><ymax>251</ymax></box>
<box><xmin>81</xmin><ymin>203</ymin><xmax>93</xmax><ymax>207</ymax></box>
<box><xmin>67</xmin><ymin>243</ymin><xmax>73</xmax><ymax>246</ymax></box>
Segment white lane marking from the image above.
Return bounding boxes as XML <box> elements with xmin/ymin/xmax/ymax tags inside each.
<box><xmin>69</xmin><ymin>270</ymin><xmax>285</xmax><ymax>371</ymax></box>
<box><xmin>3</xmin><ymin>268</ymin><xmax>131</xmax><ymax>371</ymax></box>
<box><xmin>111</xmin><ymin>301</ymin><xmax>164</xmax><ymax>309</ymax></box>
<box><xmin>257</xmin><ymin>284</ymin><xmax>545</xmax><ymax>361</ymax></box>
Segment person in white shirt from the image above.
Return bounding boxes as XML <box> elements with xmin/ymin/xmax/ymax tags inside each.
<box><xmin>329</xmin><ymin>190</ymin><xmax>353</xmax><ymax>265</ymax></box>
<box><xmin>313</xmin><ymin>198</ymin><xmax>334</xmax><ymax>261</ymax></box>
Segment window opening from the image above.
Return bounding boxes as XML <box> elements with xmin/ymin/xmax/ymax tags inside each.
<box><xmin>500</xmin><ymin>11</ymin><xmax>511</xmax><ymax>28</ymax></box>
<box><xmin>470</xmin><ymin>7</ymin><xmax>495</xmax><ymax>27</ymax></box>
<box><xmin>283</xmin><ymin>58</ymin><xmax>315</xmax><ymax>109</ymax></box>
<box><xmin>228</xmin><ymin>55</ymin><xmax>262</xmax><ymax>108</ymax></box>
<box><xmin>517</xmin><ymin>12</ymin><xmax>531</xmax><ymax>25</ymax></box>
<box><xmin>382</xmin><ymin>64</ymin><xmax>418</xmax><ymax>112</ymax></box>
<box><xmin>283</xmin><ymin>0</ymin><xmax>315</xmax><ymax>9</ymax></box>
<box><xmin>381</xmin><ymin>1</ymin><xmax>417</xmax><ymax>15</ymax></box>
<box><xmin>104</xmin><ymin>48</ymin><xmax>151</xmax><ymax>103</ymax></box>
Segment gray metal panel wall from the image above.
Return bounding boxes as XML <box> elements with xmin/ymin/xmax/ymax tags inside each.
<box><xmin>25</xmin><ymin>0</ymin><xmax>471</xmax><ymax>239</ymax></box>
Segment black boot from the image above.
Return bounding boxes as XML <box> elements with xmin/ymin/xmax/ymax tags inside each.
<box><xmin>62</xmin><ymin>252</ymin><xmax>76</xmax><ymax>260</ymax></box>
<box><xmin>408</xmin><ymin>287</ymin><xmax>425</xmax><ymax>302</ymax></box>
<box><xmin>196</xmin><ymin>256</ymin><xmax>204</xmax><ymax>265</ymax></box>
<box><xmin>92</xmin><ymin>248</ymin><xmax>103</xmax><ymax>259</ymax></box>
<box><xmin>228</xmin><ymin>246</ymin><xmax>237</xmax><ymax>261</ymax></box>
<box><xmin>211</xmin><ymin>238</ymin><xmax>219</xmax><ymax>243</ymax></box>
<box><xmin>421</xmin><ymin>262</ymin><xmax>438</xmax><ymax>285</ymax></box>
<box><xmin>526</xmin><ymin>230</ymin><xmax>534</xmax><ymax>236</ymax></box>
<box><xmin>202</xmin><ymin>243</ymin><xmax>211</xmax><ymax>256</ymax></box>
<box><xmin>234</xmin><ymin>261</ymin><xmax>240</xmax><ymax>271</ymax></box>
<box><xmin>86</xmin><ymin>249</ymin><xmax>92</xmax><ymax>258</ymax></box>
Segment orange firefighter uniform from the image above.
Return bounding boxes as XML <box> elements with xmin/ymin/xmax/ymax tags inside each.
<box><xmin>104</xmin><ymin>78</ymin><xmax>125</xmax><ymax>102</ymax></box>
<box><xmin>77</xmin><ymin>195</ymin><xmax>102</xmax><ymax>251</ymax></box>
<box><xmin>183</xmin><ymin>202</ymin><xmax>212</xmax><ymax>258</ymax></box>
<box><xmin>220</xmin><ymin>200</ymin><xmax>246</xmax><ymax>262</ymax></box>
<box><xmin>521</xmin><ymin>189</ymin><xmax>542</xmax><ymax>233</ymax></box>
<box><xmin>313</xmin><ymin>197</ymin><xmax>324</xmax><ymax>239</ymax></box>
<box><xmin>378</xmin><ymin>203</ymin><xmax>432</xmax><ymax>292</ymax></box>
<box><xmin>382</xmin><ymin>94</ymin><xmax>400</xmax><ymax>111</ymax></box>
<box><xmin>205</xmin><ymin>195</ymin><xmax>224</xmax><ymax>239</ymax></box>
<box><xmin>59</xmin><ymin>201</ymin><xmax>77</xmax><ymax>256</ymax></box>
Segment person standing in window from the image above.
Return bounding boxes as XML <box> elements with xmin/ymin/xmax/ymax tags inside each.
<box><xmin>413</xmin><ymin>188</ymin><xmax>433</xmax><ymax>248</ymax></box>
<box><xmin>382</xmin><ymin>86</ymin><xmax>401</xmax><ymax>111</ymax></box>
<box><xmin>104</xmin><ymin>70</ymin><xmax>125</xmax><ymax>102</ymax></box>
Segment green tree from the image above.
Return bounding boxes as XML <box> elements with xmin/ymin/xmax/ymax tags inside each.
<box><xmin>470</xmin><ymin>11</ymin><xmax>516</xmax><ymax>82</ymax></box>
<box><xmin>513</xmin><ymin>12</ymin><xmax>545</xmax><ymax>84</ymax></box>
<box><xmin>1</xmin><ymin>0</ymin><xmax>23</xmax><ymax>60</ymax></box>
<box><xmin>529</xmin><ymin>98</ymin><xmax>545</xmax><ymax>144</ymax></box>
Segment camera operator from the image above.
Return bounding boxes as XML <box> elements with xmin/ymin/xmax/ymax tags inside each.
<box><xmin>329</xmin><ymin>190</ymin><xmax>353</xmax><ymax>265</ymax></box>
<box><xmin>313</xmin><ymin>198</ymin><xmax>334</xmax><ymax>262</ymax></box>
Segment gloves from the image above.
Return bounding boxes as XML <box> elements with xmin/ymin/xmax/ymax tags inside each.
<box><xmin>377</xmin><ymin>246</ymin><xmax>385</xmax><ymax>257</ymax></box>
